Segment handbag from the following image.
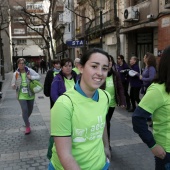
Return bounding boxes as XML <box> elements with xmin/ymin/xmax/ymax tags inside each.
<box><xmin>29</xmin><ymin>80</ymin><xmax>43</xmax><ymax>93</ymax></box>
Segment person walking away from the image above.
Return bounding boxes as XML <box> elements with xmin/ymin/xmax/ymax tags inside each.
<box><xmin>40</xmin><ymin>59</ymin><xmax>46</xmax><ymax>74</ymax></box>
<box><xmin>72</xmin><ymin>58</ymin><xmax>80</xmax><ymax>74</ymax></box>
<box><xmin>48</xmin><ymin>48</ymin><xmax>111</xmax><ymax>170</ymax></box>
<box><xmin>100</xmin><ymin>55</ymin><xmax>126</xmax><ymax>151</ymax></box>
<box><xmin>44</xmin><ymin>59</ymin><xmax>61</xmax><ymax>109</ymax></box>
<box><xmin>140</xmin><ymin>52</ymin><xmax>157</xmax><ymax>95</ymax></box>
<box><xmin>47</xmin><ymin>58</ymin><xmax>79</xmax><ymax>160</ymax></box>
<box><xmin>117</xmin><ymin>55</ymin><xmax>131</xmax><ymax>110</ymax></box>
<box><xmin>50</xmin><ymin>58</ymin><xmax>79</xmax><ymax>103</ymax></box>
<box><xmin>132</xmin><ymin>45</ymin><xmax>170</xmax><ymax>170</ymax></box>
<box><xmin>128</xmin><ymin>56</ymin><xmax>142</xmax><ymax>112</ymax></box>
<box><xmin>11</xmin><ymin>58</ymin><xmax>40</xmax><ymax>135</ymax></box>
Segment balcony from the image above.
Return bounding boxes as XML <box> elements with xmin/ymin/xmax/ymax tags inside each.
<box><xmin>76</xmin><ymin>9</ymin><xmax>115</xmax><ymax>38</ymax></box>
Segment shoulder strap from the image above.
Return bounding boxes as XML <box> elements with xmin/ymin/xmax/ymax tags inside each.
<box><xmin>101</xmin><ymin>90</ymin><xmax>109</xmax><ymax>104</ymax></box>
<box><xmin>62</xmin><ymin>94</ymin><xmax>73</xmax><ymax>107</ymax></box>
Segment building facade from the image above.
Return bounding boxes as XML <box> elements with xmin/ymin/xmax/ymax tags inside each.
<box><xmin>0</xmin><ymin>0</ymin><xmax>12</xmax><ymax>79</ymax></box>
<box><xmin>10</xmin><ymin>0</ymin><xmax>50</xmax><ymax>69</ymax></box>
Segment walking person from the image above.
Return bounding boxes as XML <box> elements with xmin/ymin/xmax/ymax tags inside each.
<box><xmin>140</xmin><ymin>52</ymin><xmax>157</xmax><ymax>95</ymax></box>
<box><xmin>132</xmin><ymin>46</ymin><xmax>170</xmax><ymax>170</ymax></box>
<box><xmin>128</xmin><ymin>56</ymin><xmax>142</xmax><ymax>112</ymax></box>
<box><xmin>117</xmin><ymin>55</ymin><xmax>131</xmax><ymax>110</ymax></box>
<box><xmin>72</xmin><ymin>58</ymin><xmax>80</xmax><ymax>74</ymax></box>
<box><xmin>40</xmin><ymin>59</ymin><xmax>46</xmax><ymax>74</ymax></box>
<box><xmin>44</xmin><ymin>59</ymin><xmax>61</xmax><ymax>109</ymax></box>
<box><xmin>48</xmin><ymin>48</ymin><xmax>111</xmax><ymax>170</ymax></box>
<box><xmin>50</xmin><ymin>58</ymin><xmax>78</xmax><ymax>103</ymax></box>
<box><xmin>47</xmin><ymin>58</ymin><xmax>79</xmax><ymax>160</ymax></box>
<box><xmin>100</xmin><ymin>55</ymin><xmax>126</xmax><ymax>151</ymax></box>
<box><xmin>11</xmin><ymin>58</ymin><xmax>40</xmax><ymax>135</ymax></box>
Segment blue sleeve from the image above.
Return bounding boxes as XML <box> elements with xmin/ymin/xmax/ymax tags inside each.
<box><xmin>132</xmin><ymin>106</ymin><xmax>156</xmax><ymax>148</ymax></box>
<box><xmin>142</xmin><ymin>67</ymin><xmax>156</xmax><ymax>82</ymax></box>
<box><xmin>50</xmin><ymin>77</ymin><xmax>59</xmax><ymax>102</ymax></box>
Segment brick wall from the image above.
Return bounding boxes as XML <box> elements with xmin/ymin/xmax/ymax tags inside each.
<box><xmin>158</xmin><ymin>15</ymin><xmax>170</xmax><ymax>51</ymax></box>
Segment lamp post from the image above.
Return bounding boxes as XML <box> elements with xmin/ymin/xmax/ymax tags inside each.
<box><xmin>97</xmin><ymin>0</ymin><xmax>105</xmax><ymax>48</ymax></box>
<box><xmin>12</xmin><ymin>43</ymin><xmax>15</xmax><ymax>72</ymax></box>
<box><xmin>60</xmin><ymin>25</ymin><xmax>65</xmax><ymax>59</ymax></box>
<box><xmin>15</xmin><ymin>47</ymin><xmax>18</xmax><ymax>57</ymax></box>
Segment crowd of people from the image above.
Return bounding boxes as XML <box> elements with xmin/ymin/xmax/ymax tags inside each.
<box><xmin>10</xmin><ymin>46</ymin><xmax>170</xmax><ymax>169</ymax></box>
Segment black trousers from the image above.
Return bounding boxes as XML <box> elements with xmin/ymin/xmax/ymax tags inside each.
<box><xmin>130</xmin><ymin>87</ymin><xmax>141</xmax><ymax>110</ymax></box>
<box><xmin>106</xmin><ymin>107</ymin><xmax>115</xmax><ymax>141</ymax></box>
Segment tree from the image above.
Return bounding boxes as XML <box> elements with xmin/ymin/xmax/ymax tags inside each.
<box><xmin>10</xmin><ymin>0</ymin><xmax>54</xmax><ymax>62</ymax></box>
<box><xmin>0</xmin><ymin>0</ymin><xmax>10</xmax><ymax>80</ymax></box>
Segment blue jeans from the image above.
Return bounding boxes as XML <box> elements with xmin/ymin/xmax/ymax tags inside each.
<box><xmin>48</xmin><ymin>162</ymin><xmax>55</xmax><ymax>170</ymax></box>
<box><xmin>155</xmin><ymin>152</ymin><xmax>170</xmax><ymax>170</ymax></box>
<box><xmin>48</xmin><ymin>161</ymin><xmax>110</xmax><ymax>170</ymax></box>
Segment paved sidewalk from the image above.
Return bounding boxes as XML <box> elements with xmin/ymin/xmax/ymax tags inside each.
<box><xmin>0</xmin><ymin>72</ymin><xmax>155</xmax><ymax>170</ymax></box>
<box><xmin>0</xmin><ymin>73</ymin><xmax>50</xmax><ymax>170</ymax></box>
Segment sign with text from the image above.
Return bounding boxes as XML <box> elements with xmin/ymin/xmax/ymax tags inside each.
<box><xmin>66</xmin><ymin>40</ymin><xmax>86</xmax><ymax>47</ymax></box>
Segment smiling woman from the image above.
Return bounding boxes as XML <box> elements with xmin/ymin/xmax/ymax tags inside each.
<box><xmin>49</xmin><ymin>48</ymin><xmax>111</xmax><ymax>170</ymax></box>
<box><xmin>11</xmin><ymin>58</ymin><xmax>40</xmax><ymax>135</ymax></box>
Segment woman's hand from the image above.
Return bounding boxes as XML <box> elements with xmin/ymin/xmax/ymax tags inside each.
<box><xmin>104</xmin><ymin>147</ymin><xmax>111</xmax><ymax>161</ymax></box>
<box><xmin>151</xmin><ymin>144</ymin><xmax>166</xmax><ymax>159</ymax></box>
<box><xmin>27</xmin><ymin>75</ymin><xmax>31</xmax><ymax>80</ymax></box>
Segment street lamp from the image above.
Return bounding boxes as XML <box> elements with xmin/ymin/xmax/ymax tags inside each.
<box><xmin>15</xmin><ymin>47</ymin><xmax>18</xmax><ymax>57</ymax></box>
<box><xmin>12</xmin><ymin>43</ymin><xmax>15</xmax><ymax>72</ymax></box>
<box><xmin>97</xmin><ymin>0</ymin><xmax>105</xmax><ymax>48</ymax></box>
<box><xmin>60</xmin><ymin>25</ymin><xmax>65</xmax><ymax>59</ymax></box>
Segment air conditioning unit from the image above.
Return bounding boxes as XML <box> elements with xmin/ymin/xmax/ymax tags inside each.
<box><xmin>124</xmin><ymin>6</ymin><xmax>139</xmax><ymax>22</ymax></box>
<box><xmin>165</xmin><ymin>0</ymin><xmax>170</xmax><ymax>9</ymax></box>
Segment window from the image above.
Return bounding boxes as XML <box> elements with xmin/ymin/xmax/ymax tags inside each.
<box><xmin>27</xmin><ymin>26</ymin><xmax>43</xmax><ymax>32</ymax></box>
<box><xmin>134</xmin><ymin>0</ymin><xmax>146</xmax><ymax>4</ymax></box>
<box><xmin>26</xmin><ymin>2</ymin><xmax>43</xmax><ymax>10</ymax></box>
<box><xmin>14</xmin><ymin>29</ymin><xmax>25</xmax><ymax>34</ymax></box>
<box><xmin>13</xmin><ymin>17</ymin><xmax>24</xmax><ymax>23</ymax></box>
<box><xmin>17</xmin><ymin>39</ymin><xmax>27</xmax><ymax>45</ymax></box>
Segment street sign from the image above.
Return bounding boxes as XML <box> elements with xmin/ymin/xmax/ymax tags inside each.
<box><xmin>66</xmin><ymin>40</ymin><xmax>86</xmax><ymax>47</ymax></box>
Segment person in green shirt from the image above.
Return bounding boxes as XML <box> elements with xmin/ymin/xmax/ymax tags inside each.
<box><xmin>132</xmin><ymin>46</ymin><xmax>170</xmax><ymax>169</ymax></box>
<box><xmin>48</xmin><ymin>48</ymin><xmax>111</xmax><ymax>170</ymax></box>
<box><xmin>11</xmin><ymin>58</ymin><xmax>40</xmax><ymax>135</ymax></box>
<box><xmin>72</xmin><ymin>57</ymin><xmax>80</xmax><ymax>74</ymax></box>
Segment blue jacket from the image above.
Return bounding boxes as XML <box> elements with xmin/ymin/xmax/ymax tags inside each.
<box><xmin>129</xmin><ymin>64</ymin><xmax>142</xmax><ymax>88</ymax></box>
<box><xmin>142</xmin><ymin>66</ymin><xmax>156</xmax><ymax>87</ymax></box>
<box><xmin>50</xmin><ymin>70</ymin><xmax>79</xmax><ymax>102</ymax></box>
<box><xmin>132</xmin><ymin>106</ymin><xmax>156</xmax><ymax>148</ymax></box>
<box><xmin>117</xmin><ymin>62</ymin><xmax>130</xmax><ymax>83</ymax></box>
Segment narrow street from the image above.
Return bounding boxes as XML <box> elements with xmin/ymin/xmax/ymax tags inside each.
<box><xmin>0</xmin><ymin>72</ymin><xmax>154</xmax><ymax>170</ymax></box>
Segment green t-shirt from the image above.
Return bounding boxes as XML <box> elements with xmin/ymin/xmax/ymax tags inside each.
<box><xmin>105</xmin><ymin>75</ymin><xmax>116</xmax><ymax>107</ymax></box>
<box><xmin>139</xmin><ymin>83</ymin><xmax>170</xmax><ymax>152</ymax></box>
<box><xmin>51</xmin><ymin>88</ymin><xmax>110</xmax><ymax>170</ymax></box>
<box><xmin>19</xmin><ymin>73</ymin><xmax>34</xmax><ymax>100</ymax></box>
<box><xmin>72</xmin><ymin>67</ymin><xmax>80</xmax><ymax>74</ymax></box>
<box><xmin>64</xmin><ymin>78</ymin><xmax>75</xmax><ymax>91</ymax></box>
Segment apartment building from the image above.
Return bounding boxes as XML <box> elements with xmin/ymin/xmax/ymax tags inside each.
<box><xmin>74</xmin><ymin>0</ymin><xmax>170</xmax><ymax>64</ymax></box>
<box><xmin>0</xmin><ymin>0</ymin><xmax>12</xmax><ymax>78</ymax></box>
<box><xmin>52</xmin><ymin>0</ymin><xmax>74</xmax><ymax>60</ymax></box>
<box><xmin>10</xmin><ymin>0</ymin><xmax>50</xmax><ymax>66</ymax></box>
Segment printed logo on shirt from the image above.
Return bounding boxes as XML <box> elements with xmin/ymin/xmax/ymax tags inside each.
<box><xmin>72</xmin><ymin>116</ymin><xmax>105</xmax><ymax>143</ymax></box>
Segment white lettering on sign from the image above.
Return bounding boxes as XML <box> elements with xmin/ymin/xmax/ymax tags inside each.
<box><xmin>72</xmin><ymin>40</ymin><xmax>84</xmax><ymax>46</ymax></box>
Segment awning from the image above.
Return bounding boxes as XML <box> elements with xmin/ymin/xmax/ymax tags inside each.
<box><xmin>120</xmin><ymin>21</ymin><xmax>158</xmax><ymax>34</ymax></box>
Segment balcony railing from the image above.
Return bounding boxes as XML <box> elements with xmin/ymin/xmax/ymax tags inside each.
<box><xmin>76</xmin><ymin>9</ymin><xmax>115</xmax><ymax>37</ymax></box>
